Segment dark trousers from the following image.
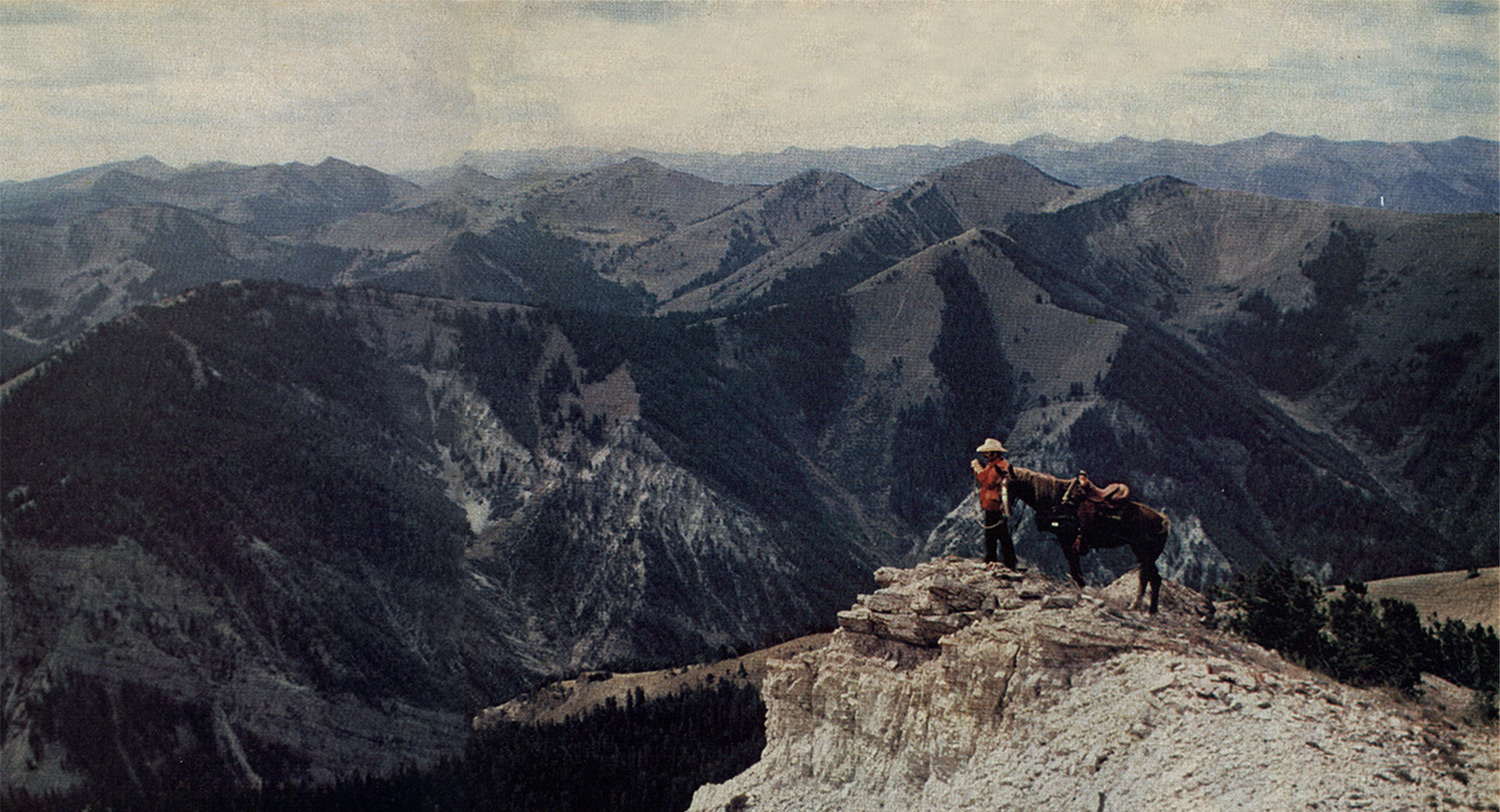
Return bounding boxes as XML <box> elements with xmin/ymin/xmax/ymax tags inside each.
<box><xmin>982</xmin><ymin>510</ymin><xmax>1016</xmax><ymax>568</ymax></box>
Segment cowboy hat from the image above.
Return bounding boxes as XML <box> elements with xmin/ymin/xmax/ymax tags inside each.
<box><xmin>975</xmin><ymin>438</ymin><xmax>1007</xmax><ymax>454</ymax></box>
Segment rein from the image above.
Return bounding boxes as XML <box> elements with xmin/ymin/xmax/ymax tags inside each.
<box><xmin>975</xmin><ymin>469</ymin><xmax>1012</xmax><ymax>528</ymax></box>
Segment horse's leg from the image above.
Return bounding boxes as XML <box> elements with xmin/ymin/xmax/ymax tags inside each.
<box><xmin>1140</xmin><ymin>559</ymin><xmax>1161</xmax><ymax>614</ymax></box>
<box><xmin>1127</xmin><ymin>518</ymin><xmax>1167</xmax><ymax>614</ymax></box>
<box><xmin>1148</xmin><ymin>553</ymin><xmax>1162</xmax><ymax>614</ymax></box>
<box><xmin>1137</xmin><ymin>529</ymin><xmax>1165</xmax><ymax>614</ymax></box>
<box><xmin>1065</xmin><ymin>545</ymin><xmax>1087</xmax><ymax>588</ymax></box>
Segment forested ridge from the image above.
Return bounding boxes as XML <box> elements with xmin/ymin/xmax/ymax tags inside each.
<box><xmin>5</xmin><ymin>680</ymin><xmax>765</xmax><ymax>812</ymax></box>
<box><xmin>1224</xmin><ymin>560</ymin><xmax>1499</xmax><ymax>716</ymax></box>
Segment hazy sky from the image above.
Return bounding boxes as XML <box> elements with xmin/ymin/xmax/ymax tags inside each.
<box><xmin>3</xmin><ymin>0</ymin><xmax>1497</xmax><ymax>181</ymax></box>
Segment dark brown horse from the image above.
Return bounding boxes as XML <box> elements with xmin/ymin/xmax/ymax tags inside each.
<box><xmin>1001</xmin><ymin>466</ymin><xmax>1169</xmax><ymax>613</ymax></box>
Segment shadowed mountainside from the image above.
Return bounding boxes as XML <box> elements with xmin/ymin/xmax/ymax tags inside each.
<box><xmin>0</xmin><ymin>281</ymin><xmax>877</xmax><ymax>794</ymax></box>
<box><xmin>0</xmin><ymin>205</ymin><xmax>349</xmax><ymax>375</ymax></box>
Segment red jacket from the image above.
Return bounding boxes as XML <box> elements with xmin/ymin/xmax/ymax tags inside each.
<box><xmin>974</xmin><ymin>459</ymin><xmax>1011</xmax><ymax>513</ymax></box>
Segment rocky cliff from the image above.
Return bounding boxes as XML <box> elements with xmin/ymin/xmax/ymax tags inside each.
<box><xmin>689</xmin><ymin>559</ymin><xmax>1498</xmax><ymax>811</ymax></box>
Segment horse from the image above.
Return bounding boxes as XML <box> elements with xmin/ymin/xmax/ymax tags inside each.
<box><xmin>1000</xmin><ymin>466</ymin><xmax>1169</xmax><ymax>613</ymax></box>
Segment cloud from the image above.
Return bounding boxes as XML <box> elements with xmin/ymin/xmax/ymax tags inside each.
<box><xmin>575</xmin><ymin>1</ymin><xmax>694</xmax><ymax>25</ymax></box>
<box><xmin>0</xmin><ymin>1</ymin><xmax>79</xmax><ymax>26</ymax></box>
<box><xmin>2</xmin><ymin>2</ymin><xmax>478</xmax><ymax>178</ymax></box>
<box><xmin>1436</xmin><ymin>0</ymin><xmax>1497</xmax><ymax>15</ymax></box>
<box><xmin>1</xmin><ymin>0</ymin><xmax>1494</xmax><ymax>181</ymax></box>
<box><xmin>458</xmin><ymin>0</ymin><xmax>1497</xmax><ymax>152</ymax></box>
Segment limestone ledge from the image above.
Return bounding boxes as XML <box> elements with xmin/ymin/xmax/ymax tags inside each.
<box><xmin>689</xmin><ymin>557</ymin><xmax>1499</xmax><ymax>812</ymax></box>
<box><xmin>835</xmin><ymin>559</ymin><xmax>1082</xmax><ymax>647</ymax></box>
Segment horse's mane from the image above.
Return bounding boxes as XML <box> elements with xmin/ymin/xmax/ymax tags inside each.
<box><xmin>1008</xmin><ymin>465</ymin><xmax>1073</xmax><ymax>512</ymax></box>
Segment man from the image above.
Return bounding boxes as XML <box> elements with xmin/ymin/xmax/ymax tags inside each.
<box><xmin>969</xmin><ymin>438</ymin><xmax>1019</xmax><ymax>569</ymax></box>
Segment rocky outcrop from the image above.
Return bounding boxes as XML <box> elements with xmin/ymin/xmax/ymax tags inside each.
<box><xmin>690</xmin><ymin>558</ymin><xmax>1498</xmax><ymax>811</ymax></box>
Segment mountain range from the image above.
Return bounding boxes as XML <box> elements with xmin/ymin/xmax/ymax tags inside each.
<box><xmin>427</xmin><ymin>132</ymin><xmax>1499</xmax><ymax>213</ymax></box>
<box><xmin>1</xmin><ymin>138</ymin><xmax>1495</xmax><ymax>797</ymax></box>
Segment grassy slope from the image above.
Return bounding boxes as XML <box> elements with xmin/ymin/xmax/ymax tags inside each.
<box><xmin>474</xmin><ymin>633</ymin><xmax>833</xmax><ymax>728</ymax></box>
<box><xmin>1338</xmin><ymin>567</ymin><xmax>1499</xmax><ymax>630</ymax></box>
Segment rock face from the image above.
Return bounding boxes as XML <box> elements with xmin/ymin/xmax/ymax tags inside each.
<box><xmin>689</xmin><ymin>559</ymin><xmax>1498</xmax><ymax>812</ymax></box>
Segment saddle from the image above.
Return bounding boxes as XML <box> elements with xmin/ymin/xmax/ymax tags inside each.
<box><xmin>1082</xmin><ymin>478</ymin><xmax>1129</xmax><ymax>504</ymax></box>
<box><xmin>1068</xmin><ymin>472</ymin><xmax>1129</xmax><ymax>506</ymax></box>
<box><xmin>1066</xmin><ymin>473</ymin><xmax>1129</xmax><ymax>555</ymax></box>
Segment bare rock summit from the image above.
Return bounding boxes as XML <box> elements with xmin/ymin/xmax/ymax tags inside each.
<box><xmin>690</xmin><ymin>558</ymin><xmax>1498</xmax><ymax>812</ymax></box>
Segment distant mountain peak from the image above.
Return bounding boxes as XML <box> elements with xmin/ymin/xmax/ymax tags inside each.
<box><xmin>924</xmin><ymin>151</ymin><xmax>1081</xmax><ymax>193</ymax></box>
<box><xmin>945</xmin><ymin>151</ymin><xmax>1053</xmax><ymax>172</ymax></box>
<box><xmin>1136</xmin><ymin>174</ymin><xmax>1193</xmax><ymax>188</ymax></box>
<box><xmin>90</xmin><ymin>167</ymin><xmax>166</xmax><ymax>193</ymax></box>
<box><xmin>182</xmin><ymin>160</ymin><xmax>248</xmax><ymax>174</ymax></box>
<box><xmin>783</xmin><ymin>166</ymin><xmax>862</xmax><ymax>186</ymax></box>
<box><xmin>1239</xmin><ymin>131</ymin><xmax>1333</xmax><ymax>148</ymax></box>
<box><xmin>1012</xmin><ymin>133</ymin><xmax>1087</xmax><ymax>151</ymax></box>
<box><xmin>450</xmin><ymin>165</ymin><xmax>502</xmax><ymax>184</ymax></box>
<box><xmin>1095</xmin><ymin>174</ymin><xmax>1197</xmax><ymax>203</ymax></box>
<box><xmin>116</xmin><ymin>156</ymin><xmax>178</xmax><ymax>179</ymax></box>
<box><xmin>572</xmin><ymin>156</ymin><xmax>671</xmax><ymax>181</ymax></box>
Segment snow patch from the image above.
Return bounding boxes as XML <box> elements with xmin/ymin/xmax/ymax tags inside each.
<box><xmin>461</xmin><ymin>496</ymin><xmax>493</xmax><ymax>536</ymax></box>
